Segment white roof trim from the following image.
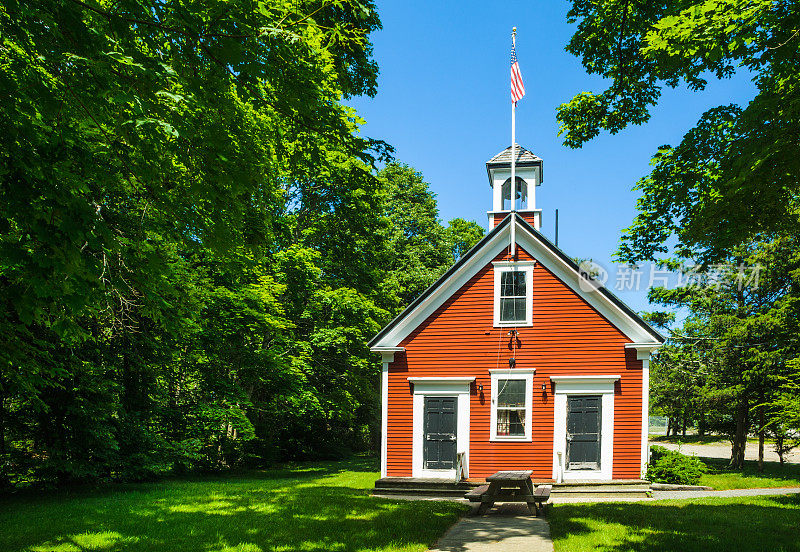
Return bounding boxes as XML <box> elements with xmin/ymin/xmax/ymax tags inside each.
<box><xmin>372</xmin><ymin>229</ymin><xmax>510</xmax><ymax>348</ymax></box>
<box><xmin>514</xmin><ymin>223</ymin><xmax>660</xmax><ymax>344</ymax></box>
<box><xmin>625</xmin><ymin>342</ymin><xmax>662</xmax><ymax>360</ymax></box>
<box><xmin>370</xmin><ymin>346</ymin><xmax>405</xmax><ymax>353</ymax></box>
<box><xmin>371</xmin><ymin>219</ymin><xmax>662</xmax><ymax>348</ymax></box>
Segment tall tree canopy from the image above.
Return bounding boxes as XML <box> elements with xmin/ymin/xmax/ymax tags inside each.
<box><xmin>559</xmin><ymin>0</ymin><xmax>800</xmax><ymax>262</ymax></box>
<box><xmin>0</xmin><ymin>1</ymin><xmax>485</xmax><ymax>488</ymax></box>
<box><xmin>647</xmin><ymin>237</ymin><xmax>800</xmax><ymax>467</ymax></box>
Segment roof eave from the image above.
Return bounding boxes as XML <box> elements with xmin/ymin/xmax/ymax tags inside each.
<box><xmin>368</xmin><ymin>214</ymin><xmax>513</xmax><ymax>348</ymax></box>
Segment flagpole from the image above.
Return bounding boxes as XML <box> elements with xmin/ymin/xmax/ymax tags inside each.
<box><xmin>510</xmin><ymin>27</ymin><xmax>517</xmax><ymax>258</ymax></box>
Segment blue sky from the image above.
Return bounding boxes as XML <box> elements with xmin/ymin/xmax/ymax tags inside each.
<box><xmin>349</xmin><ymin>0</ymin><xmax>757</xmax><ymax>314</ymax></box>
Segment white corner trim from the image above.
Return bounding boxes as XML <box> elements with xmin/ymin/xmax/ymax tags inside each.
<box><xmin>493</xmin><ymin>262</ymin><xmax>534</xmax><ymax>327</ymax></box>
<box><xmin>641</xmin><ymin>358</ymin><xmax>650</xmax><ymax>477</ymax></box>
<box><xmin>489</xmin><ymin>369</ymin><xmax>534</xmax><ymax>442</ymax></box>
<box><xmin>625</xmin><ymin>342</ymin><xmax>662</xmax><ymax>360</ymax></box>
<box><xmin>411</xmin><ymin>380</ymin><xmax>471</xmax><ymax>479</ymax></box>
<box><xmin>380</xmin><ymin>357</ymin><xmax>389</xmax><ymax>478</ymax></box>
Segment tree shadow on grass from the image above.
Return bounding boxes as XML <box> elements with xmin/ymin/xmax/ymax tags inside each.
<box><xmin>2</xmin><ymin>477</ymin><xmax>466</xmax><ymax>552</ymax></box>
<box><xmin>549</xmin><ymin>494</ymin><xmax>800</xmax><ymax>552</ymax></box>
<box><xmin>700</xmin><ymin>456</ymin><xmax>800</xmax><ymax>485</ymax></box>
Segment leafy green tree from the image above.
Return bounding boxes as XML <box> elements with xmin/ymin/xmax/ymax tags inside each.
<box><xmin>379</xmin><ymin>163</ymin><xmax>485</xmax><ymax>309</ymax></box>
<box><xmin>0</xmin><ymin>0</ymin><xmax>385</xmax><ymax>485</ymax></box>
<box><xmin>559</xmin><ymin>0</ymin><xmax>800</xmax><ymax>262</ymax></box>
<box><xmin>648</xmin><ymin>237</ymin><xmax>800</xmax><ymax>467</ymax></box>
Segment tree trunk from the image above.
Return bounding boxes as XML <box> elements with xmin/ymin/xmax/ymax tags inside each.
<box><xmin>666</xmin><ymin>417</ymin><xmax>672</xmax><ymax>438</ymax></box>
<box><xmin>698</xmin><ymin>411</ymin><xmax>706</xmax><ymax>436</ymax></box>
<box><xmin>776</xmin><ymin>435</ymin><xmax>785</xmax><ymax>465</ymax></box>
<box><xmin>730</xmin><ymin>394</ymin><xmax>749</xmax><ymax>469</ymax></box>
<box><xmin>681</xmin><ymin>411</ymin><xmax>687</xmax><ymax>438</ymax></box>
<box><xmin>757</xmin><ymin>393</ymin><xmax>765</xmax><ymax>473</ymax></box>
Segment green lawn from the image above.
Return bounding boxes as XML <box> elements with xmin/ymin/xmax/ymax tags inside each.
<box><xmin>699</xmin><ymin>457</ymin><xmax>800</xmax><ymax>490</ymax></box>
<box><xmin>0</xmin><ymin>458</ymin><xmax>468</xmax><ymax>552</ymax></box>
<box><xmin>550</xmin><ymin>494</ymin><xmax>800</xmax><ymax>552</ymax></box>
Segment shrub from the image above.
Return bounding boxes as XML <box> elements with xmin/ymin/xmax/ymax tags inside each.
<box><xmin>647</xmin><ymin>445</ymin><xmax>707</xmax><ymax>485</ymax></box>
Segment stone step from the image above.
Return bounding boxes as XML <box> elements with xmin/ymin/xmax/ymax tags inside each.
<box><xmin>554</xmin><ymin>491</ymin><xmax>649</xmax><ymax>499</ymax></box>
<box><xmin>553</xmin><ymin>485</ymin><xmax>651</xmax><ymax>493</ymax></box>
<box><xmin>373</xmin><ymin>487</ymin><xmax>471</xmax><ymax>497</ymax></box>
<box><xmin>374</xmin><ymin>477</ymin><xmax>476</xmax><ymax>491</ymax></box>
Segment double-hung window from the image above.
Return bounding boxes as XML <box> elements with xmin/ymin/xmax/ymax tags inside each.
<box><xmin>490</xmin><ymin>369</ymin><xmax>534</xmax><ymax>441</ymax></box>
<box><xmin>493</xmin><ymin>262</ymin><xmax>534</xmax><ymax>327</ymax></box>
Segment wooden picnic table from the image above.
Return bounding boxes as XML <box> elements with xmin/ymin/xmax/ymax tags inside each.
<box><xmin>465</xmin><ymin>470</ymin><xmax>551</xmax><ymax>516</ymax></box>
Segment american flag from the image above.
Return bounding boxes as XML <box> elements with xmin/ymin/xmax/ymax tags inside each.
<box><xmin>510</xmin><ymin>42</ymin><xmax>525</xmax><ymax>105</ymax></box>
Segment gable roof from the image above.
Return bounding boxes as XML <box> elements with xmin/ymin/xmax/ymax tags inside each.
<box><xmin>369</xmin><ymin>214</ymin><xmax>664</xmax><ymax>348</ymax></box>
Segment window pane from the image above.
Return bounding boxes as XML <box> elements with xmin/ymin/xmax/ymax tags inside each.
<box><xmin>500</xmin><ymin>271</ymin><xmax>526</xmax><ymax>297</ymax></box>
<box><xmin>500</xmin><ymin>297</ymin><xmax>526</xmax><ymax>322</ymax></box>
<box><xmin>496</xmin><ymin>408</ymin><xmax>526</xmax><ymax>436</ymax></box>
<box><xmin>497</xmin><ymin>379</ymin><xmax>526</xmax><ymax>407</ymax></box>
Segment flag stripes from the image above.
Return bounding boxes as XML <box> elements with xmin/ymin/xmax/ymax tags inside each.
<box><xmin>511</xmin><ymin>42</ymin><xmax>525</xmax><ymax>104</ymax></box>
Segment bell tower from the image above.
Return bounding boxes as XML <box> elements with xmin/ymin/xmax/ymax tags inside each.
<box><xmin>486</xmin><ymin>144</ymin><xmax>543</xmax><ymax>229</ymax></box>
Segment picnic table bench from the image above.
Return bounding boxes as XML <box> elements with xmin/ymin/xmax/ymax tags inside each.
<box><xmin>465</xmin><ymin>470</ymin><xmax>551</xmax><ymax>516</ymax></box>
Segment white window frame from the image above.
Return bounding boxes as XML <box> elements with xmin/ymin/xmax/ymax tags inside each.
<box><xmin>493</xmin><ymin>261</ymin><xmax>535</xmax><ymax>327</ymax></box>
<box><xmin>489</xmin><ymin>368</ymin><xmax>535</xmax><ymax>442</ymax></box>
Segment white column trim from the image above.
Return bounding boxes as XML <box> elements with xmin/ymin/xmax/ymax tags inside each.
<box><xmin>379</xmin><ymin>351</ymin><xmax>394</xmax><ymax>479</ymax></box>
<box><xmin>641</xmin><ymin>358</ymin><xmax>650</xmax><ymax>477</ymax></box>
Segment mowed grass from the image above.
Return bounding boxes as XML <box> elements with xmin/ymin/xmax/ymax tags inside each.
<box><xmin>699</xmin><ymin>457</ymin><xmax>800</xmax><ymax>490</ymax></box>
<box><xmin>0</xmin><ymin>458</ymin><xmax>468</xmax><ymax>552</ymax></box>
<box><xmin>550</xmin><ymin>494</ymin><xmax>800</xmax><ymax>552</ymax></box>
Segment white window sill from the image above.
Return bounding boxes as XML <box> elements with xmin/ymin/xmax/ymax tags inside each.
<box><xmin>494</xmin><ymin>322</ymin><xmax>533</xmax><ymax>328</ymax></box>
<box><xmin>490</xmin><ymin>436</ymin><xmax>532</xmax><ymax>443</ymax></box>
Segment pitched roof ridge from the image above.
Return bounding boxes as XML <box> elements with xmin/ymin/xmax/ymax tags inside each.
<box><xmin>487</xmin><ymin>144</ymin><xmax>542</xmax><ymax>165</ymax></box>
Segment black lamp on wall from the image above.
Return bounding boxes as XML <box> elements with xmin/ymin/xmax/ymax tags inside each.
<box><xmin>541</xmin><ymin>382</ymin><xmax>547</xmax><ymax>395</ymax></box>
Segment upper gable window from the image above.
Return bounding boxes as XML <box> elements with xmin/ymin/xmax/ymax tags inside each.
<box><xmin>493</xmin><ymin>262</ymin><xmax>534</xmax><ymax>327</ymax></box>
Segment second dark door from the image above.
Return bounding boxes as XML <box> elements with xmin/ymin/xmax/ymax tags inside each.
<box><xmin>566</xmin><ymin>395</ymin><xmax>601</xmax><ymax>470</ymax></box>
<box><xmin>423</xmin><ymin>396</ymin><xmax>457</xmax><ymax>470</ymax></box>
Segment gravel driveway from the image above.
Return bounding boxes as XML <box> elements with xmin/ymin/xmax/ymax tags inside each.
<box><xmin>656</xmin><ymin>440</ymin><xmax>800</xmax><ymax>463</ymax></box>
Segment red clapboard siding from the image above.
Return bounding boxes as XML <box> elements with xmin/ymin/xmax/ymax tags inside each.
<box><xmin>492</xmin><ymin>212</ymin><xmax>538</xmax><ymax>228</ymax></box>
<box><xmin>385</xmin><ymin>244</ymin><xmax>644</xmax><ymax>479</ymax></box>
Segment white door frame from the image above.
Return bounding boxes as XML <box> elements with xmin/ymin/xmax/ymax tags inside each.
<box><xmin>551</xmin><ymin>376</ymin><xmax>619</xmax><ymax>481</ymax></box>
<box><xmin>408</xmin><ymin>377</ymin><xmax>473</xmax><ymax>479</ymax></box>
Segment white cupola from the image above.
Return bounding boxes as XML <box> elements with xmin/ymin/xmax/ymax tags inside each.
<box><xmin>486</xmin><ymin>144</ymin><xmax>543</xmax><ymax>229</ymax></box>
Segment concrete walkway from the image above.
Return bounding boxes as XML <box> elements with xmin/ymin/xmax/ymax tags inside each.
<box><xmin>551</xmin><ymin>486</ymin><xmax>800</xmax><ymax>503</ymax></box>
<box><xmin>429</xmin><ymin>504</ymin><xmax>553</xmax><ymax>552</ymax></box>
<box><xmin>658</xmin><ymin>441</ymin><xmax>800</xmax><ymax>463</ymax></box>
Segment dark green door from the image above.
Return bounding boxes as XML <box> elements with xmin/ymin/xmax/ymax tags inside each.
<box><xmin>566</xmin><ymin>395</ymin><xmax>601</xmax><ymax>470</ymax></box>
<box><xmin>423</xmin><ymin>396</ymin><xmax>457</xmax><ymax>470</ymax></box>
